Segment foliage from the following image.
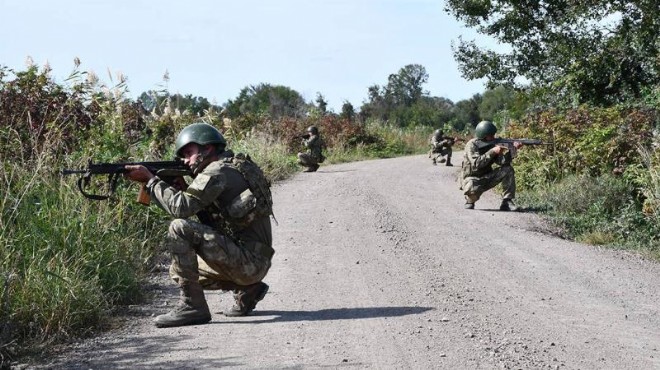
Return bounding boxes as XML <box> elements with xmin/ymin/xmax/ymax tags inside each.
<box><xmin>445</xmin><ymin>0</ymin><xmax>660</xmax><ymax>106</ymax></box>
<box><xmin>138</xmin><ymin>91</ymin><xmax>218</xmax><ymax>117</ymax></box>
<box><xmin>0</xmin><ymin>65</ymin><xmax>98</xmax><ymax>160</ymax></box>
<box><xmin>224</xmin><ymin>83</ymin><xmax>308</xmax><ymax>119</ymax></box>
<box><xmin>518</xmin><ymin>174</ymin><xmax>660</xmax><ymax>258</ymax></box>
<box><xmin>360</xmin><ymin>64</ymin><xmax>430</xmax><ymax>125</ymax></box>
<box><xmin>505</xmin><ymin>105</ymin><xmax>657</xmax><ymax>190</ymax></box>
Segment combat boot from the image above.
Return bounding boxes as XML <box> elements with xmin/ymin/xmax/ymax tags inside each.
<box><xmin>464</xmin><ymin>202</ymin><xmax>475</xmax><ymax>209</ymax></box>
<box><xmin>445</xmin><ymin>158</ymin><xmax>453</xmax><ymax>167</ymax></box>
<box><xmin>224</xmin><ymin>282</ymin><xmax>269</xmax><ymax>317</ymax></box>
<box><xmin>154</xmin><ymin>282</ymin><xmax>211</xmax><ymax>328</ymax></box>
<box><xmin>499</xmin><ymin>199</ymin><xmax>518</xmax><ymax>212</ymax></box>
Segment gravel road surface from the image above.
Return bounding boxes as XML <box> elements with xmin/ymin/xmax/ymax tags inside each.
<box><xmin>29</xmin><ymin>154</ymin><xmax>660</xmax><ymax>369</ymax></box>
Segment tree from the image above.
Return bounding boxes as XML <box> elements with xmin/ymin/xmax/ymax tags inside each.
<box><xmin>224</xmin><ymin>83</ymin><xmax>307</xmax><ymax>119</ymax></box>
<box><xmin>359</xmin><ymin>64</ymin><xmax>430</xmax><ymax>125</ymax></box>
<box><xmin>445</xmin><ymin>0</ymin><xmax>660</xmax><ymax>106</ymax></box>
<box><xmin>451</xmin><ymin>94</ymin><xmax>482</xmax><ymax>132</ymax></box>
<box><xmin>478</xmin><ymin>86</ymin><xmax>517</xmax><ymax>121</ymax></box>
<box><xmin>137</xmin><ymin>91</ymin><xmax>216</xmax><ymax>116</ymax></box>
<box><xmin>315</xmin><ymin>92</ymin><xmax>328</xmax><ymax>114</ymax></box>
<box><xmin>384</xmin><ymin>64</ymin><xmax>429</xmax><ymax>107</ymax></box>
<box><xmin>340</xmin><ymin>101</ymin><xmax>355</xmax><ymax>122</ymax></box>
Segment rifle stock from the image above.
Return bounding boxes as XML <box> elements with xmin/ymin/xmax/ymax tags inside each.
<box><xmin>62</xmin><ymin>159</ymin><xmax>192</xmax><ymax>202</ymax></box>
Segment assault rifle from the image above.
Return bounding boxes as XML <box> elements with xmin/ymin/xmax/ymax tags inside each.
<box><xmin>474</xmin><ymin>138</ymin><xmax>553</xmax><ymax>165</ymax></box>
<box><xmin>430</xmin><ymin>136</ymin><xmax>463</xmax><ymax>149</ymax></box>
<box><xmin>62</xmin><ymin>159</ymin><xmax>192</xmax><ymax>203</ymax></box>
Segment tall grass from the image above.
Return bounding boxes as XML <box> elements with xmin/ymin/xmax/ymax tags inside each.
<box><xmin>327</xmin><ymin>121</ymin><xmax>431</xmax><ymax>163</ymax></box>
<box><xmin>518</xmin><ymin>174</ymin><xmax>660</xmax><ymax>259</ymax></box>
<box><xmin>0</xmin><ymin>147</ymin><xmax>170</xmax><ymax>361</ymax></box>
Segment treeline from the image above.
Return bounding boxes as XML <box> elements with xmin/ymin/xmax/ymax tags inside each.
<box><xmin>136</xmin><ymin>63</ymin><xmax>517</xmax><ymax>135</ymax></box>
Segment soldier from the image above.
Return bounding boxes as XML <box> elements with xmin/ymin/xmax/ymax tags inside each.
<box><xmin>428</xmin><ymin>129</ymin><xmax>454</xmax><ymax>166</ymax></box>
<box><xmin>297</xmin><ymin>126</ymin><xmax>324</xmax><ymax>172</ymax></box>
<box><xmin>124</xmin><ymin>122</ymin><xmax>274</xmax><ymax>328</ymax></box>
<box><xmin>461</xmin><ymin>120</ymin><xmax>522</xmax><ymax>211</ymax></box>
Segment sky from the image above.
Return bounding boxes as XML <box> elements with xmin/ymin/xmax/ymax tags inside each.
<box><xmin>1</xmin><ymin>0</ymin><xmax>495</xmax><ymax>112</ymax></box>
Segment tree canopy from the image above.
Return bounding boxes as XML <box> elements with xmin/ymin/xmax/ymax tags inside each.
<box><xmin>445</xmin><ymin>0</ymin><xmax>660</xmax><ymax>106</ymax></box>
<box><xmin>224</xmin><ymin>83</ymin><xmax>307</xmax><ymax>119</ymax></box>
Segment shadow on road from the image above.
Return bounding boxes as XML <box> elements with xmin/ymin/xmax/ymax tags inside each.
<box><xmin>312</xmin><ymin>169</ymin><xmax>357</xmax><ymax>174</ymax></box>
<box><xmin>35</xmin><ymin>306</ymin><xmax>433</xmax><ymax>369</ymax></box>
<box><xmin>214</xmin><ymin>306</ymin><xmax>434</xmax><ymax>324</ymax></box>
<box><xmin>475</xmin><ymin>207</ymin><xmax>545</xmax><ymax>213</ymax></box>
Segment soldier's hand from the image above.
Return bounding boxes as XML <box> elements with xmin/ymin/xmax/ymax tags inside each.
<box><xmin>513</xmin><ymin>141</ymin><xmax>523</xmax><ymax>149</ymax></box>
<box><xmin>171</xmin><ymin>176</ymin><xmax>188</xmax><ymax>191</ymax></box>
<box><xmin>491</xmin><ymin>146</ymin><xmax>504</xmax><ymax>155</ymax></box>
<box><xmin>124</xmin><ymin>165</ymin><xmax>155</xmax><ymax>183</ymax></box>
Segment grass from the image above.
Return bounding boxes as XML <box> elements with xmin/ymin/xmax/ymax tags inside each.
<box><xmin>517</xmin><ymin>173</ymin><xmax>660</xmax><ymax>259</ymax></box>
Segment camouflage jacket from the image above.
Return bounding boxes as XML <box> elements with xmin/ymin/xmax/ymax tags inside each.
<box><xmin>146</xmin><ymin>152</ymin><xmax>273</xmax><ymax>258</ymax></box>
<box><xmin>431</xmin><ymin>135</ymin><xmax>453</xmax><ymax>149</ymax></box>
<box><xmin>461</xmin><ymin>138</ymin><xmax>499</xmax><ymax>178</ymax></box>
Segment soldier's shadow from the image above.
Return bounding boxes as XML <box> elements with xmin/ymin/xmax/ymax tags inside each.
<box><xmin>475</xmin><ymin>207</ymin><xmax>544</xmax><ymax>213</ymax></box>
<box><xmin>314</xmin><ymin>169</ymin><xmax>356</xmax><ymax>173</ymax></box>
<box><xmin>212</xmin><ymin>306</ymin><xmax>433</xmax><ymax>324</ymax></box>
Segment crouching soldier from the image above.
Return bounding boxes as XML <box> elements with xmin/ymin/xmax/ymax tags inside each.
<box><xmin>297</xmin><ymin>126</ymin><xmax>324</xmax><ymax>172</ymax></box>
<box><xmin>124</xmin><ymin>122</ymin><xmax>274</xmax><ymax>327</ymax></box>
<box><xmin>429</xmin><ymin>129</ymin><xmax>454</xmax><ymax>166</ymax></box>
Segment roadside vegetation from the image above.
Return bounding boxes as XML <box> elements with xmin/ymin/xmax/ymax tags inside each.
<box><xmin>2</xmin><ymin>1</ymin><xmax>659</xmax><ymax>363</ymax></box>
<box><xmin>0</xmin><ymin>63</ymin><xmax>445</xmax><ymax>365</ymax></box>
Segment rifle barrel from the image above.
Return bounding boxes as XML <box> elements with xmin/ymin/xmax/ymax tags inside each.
<box><xmin>62</xmin><ymin>169</ymin><xmax>88</xmax><ymax>175</ymax></box>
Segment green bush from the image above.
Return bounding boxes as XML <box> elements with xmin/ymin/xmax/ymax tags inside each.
<box><xmin>518</xmin><ymin>174</ymin><xmax>660</xmax><ymax>258</ymax></box>
<box><xmin>507</xmin><ymin>105</ymin><xmax>657</xmax><ymax>189</ymax></box>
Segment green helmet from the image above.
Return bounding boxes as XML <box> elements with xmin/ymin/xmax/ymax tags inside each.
<box><xmin>307</xmin><ymin>126</ymin><xmax>319</xmax><ymax>135</ymax></box>
<box><xmin>474</xmin><ymin>120</ymin><xmax>497</xmax><ymax>139</ymax></box>
<box><xmin>433</xmin><ymin>129</ymin><xmax>443</xmax><ymax>138</ymax></box>
<box><xmin>175</xmin><ymin>122</ymin><xmax>226</xmax><ymax>157</ymax></box>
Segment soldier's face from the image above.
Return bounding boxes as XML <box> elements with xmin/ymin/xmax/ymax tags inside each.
<box><xmin>181</xmin><ymin>144</ymin><xmax>215</xmax><ymax>174</ymax></box>
<box><xmin>181</xmin><ymin>144</ymin><xmax>202</xmax><ymax>166</ymax></box>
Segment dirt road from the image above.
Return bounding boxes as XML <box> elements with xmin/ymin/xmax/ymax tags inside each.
<box><xmin>32</xmin><ymin>154</ymin><xmax>660</xmax><ymax>369</ymax></box>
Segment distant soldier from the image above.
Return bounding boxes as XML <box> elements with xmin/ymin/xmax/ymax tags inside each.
<box><xmin>460</xmin><ymin>120</ymin><xmax>523</xmax><ymax>211</ymax></box>
<box><xmin>297</xmin><ymin>126</ymin><xmax>324</xmax><ymax>172</ymax></box>
<box><xmin>428</xmin><ymin>129</ymin><xmax>454</xmax><ymax>166</ymax></box>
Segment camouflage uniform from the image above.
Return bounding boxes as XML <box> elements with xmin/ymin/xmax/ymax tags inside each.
<box><xmin>460</xmin><ymin>138</ymin><xmax>516</xmax><ymax>204</ymax></box>
<box><xmin>429</xmin><ymin>135</ymin><xmax>454</xmax><ymax>165</ymax></box>
<box><xmin>297</xmin><ymin>134</ymin><xmax>323</xmax><ymax>172</ymax></box>
<box><xmin>146</xmin><ymin>152</ymin><xmax>274</xmax><ymax>296</ymax></box>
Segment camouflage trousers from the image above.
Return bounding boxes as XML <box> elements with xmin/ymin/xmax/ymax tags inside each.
<box><xmin>429</xmin><ymin>147</ymin><xmax>452</xmax><ymax>162</ymax></box>
<box><xmin>461</xmin><ymin>165</ymin><xmax>516</xmax><ymax>203</ymax></box>
<box><xmin>297</xmin><ymin>152</ymin><xmax>318</xmax><ymax>167</ymax></box>
<box><xmin>166</xmin><ymin>219</ymin><xmax>271</xmax><ymax>290</ymax></box>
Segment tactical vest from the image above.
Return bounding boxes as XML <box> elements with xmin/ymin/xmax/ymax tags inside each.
<box><xmin>198</xmin><ymin>153</ymin><xmax>274</xmax><ymax>237</ymax></box>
